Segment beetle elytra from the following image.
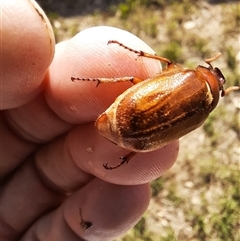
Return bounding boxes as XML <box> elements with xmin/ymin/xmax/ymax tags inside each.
<box><xmin>71</xmin><ymin>40</ymin><xmax>239</xmax><ymax>170</ymax></box>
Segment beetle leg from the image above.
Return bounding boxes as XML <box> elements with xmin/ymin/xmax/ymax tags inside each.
<box><xmin>71</xmin><ymin>76</ymin><xmax>101</xmax><ymax>87</ymax></box>
<box><xmin>71</xmin><ymin>76</ymin><xmax>143</xmax><ymax>86</ymax></box>
<box><xmin>103</xmin><ymin>152</ymin><xmax>136</xmax><ymax>170</ymax></box>
<box><xmin>79</xmin><ymin>208</ymin><xmax>92</xmax><ymax>230</ymax></box>
<box><xmin>108</xmin><ymin>40</ymin><xmax>172</xmax><ymax>65</ymax></box>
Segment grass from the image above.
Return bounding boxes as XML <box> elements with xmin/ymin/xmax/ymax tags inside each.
<box><xmin>42</xmin><ymin>0</ymin><xmax>240</xmax><ymax>240</ymax></box>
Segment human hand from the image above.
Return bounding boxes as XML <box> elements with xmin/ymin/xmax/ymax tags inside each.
<box><xmin>1</xmin><ymin>1</ymin><xmax>179</xmax><ymax>240</ymax></box>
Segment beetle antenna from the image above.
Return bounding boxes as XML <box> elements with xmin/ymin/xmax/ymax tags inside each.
<box><xmin>103</xmin><ymin>152</ymin><xmax>136</xmax><ymax>170</ymax></box>
<box><xmin>204</xmin><ymin>53</ymin><xmax>221</xmax><ymax>68</ymax></box>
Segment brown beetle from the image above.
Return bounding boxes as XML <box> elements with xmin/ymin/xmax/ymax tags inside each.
<box><xmin>72</xmin><ymin>40</ymin><xmax>239</xmax><ymax>170</ymax></box>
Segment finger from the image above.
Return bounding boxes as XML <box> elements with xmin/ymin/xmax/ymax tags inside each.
<box><xmin>67</xmin><ymin>123</ymin><xmax>179</xmax><ymax>185</ymax></box>
<box><xmin>0</xmin><ymin>114</ymin><xmax>37</xmax><ymax>177</ymax></box>
<box><xmin>0</xmin><ymin>157</ymin><xmax>65</xmax><ymax>240</ymax></box>
<box><xmin>1</xmin><ymin>94</ymin><xmax>73</xmax><ymax>178</ymax></box>
<box><xmin>45</xmin><ymin>26</ymin><xmax>162</xmax><ymax>123</ymax></box>
<box><xmin>34</xmin><ymin>123</ymin><xmax>178</xmax><ymax>187</ymax></box>
<box><xmin>20</xmin><ymin>179</ymin><xmax>151</xmax><ymax>241</ymax></box>
<box><xmin>1</xmin><ymin>0</ymin><xmax>54</xmax><ymax>109</ymax></box>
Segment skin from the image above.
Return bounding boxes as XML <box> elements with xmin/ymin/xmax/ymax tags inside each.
<box><xmin>0</xmin><ymin>1</ymin><xmax>179</xmax><ymax>240</ymax></box>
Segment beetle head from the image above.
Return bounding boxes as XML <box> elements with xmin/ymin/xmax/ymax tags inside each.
<box><xmin>197</xmin><ymin>65</ymin><xmax>222</xmax><ymax>111</ymax></box>
<box><xmin>206</xmin><ymin>54</ymin><xmax>239</xmax><ymax>94</ymax></box>
<box><xmin>198</xmin><ymin>53</ymin><xmax>239</xmax><ymax>111</ymax></box>
<box><xmin>204</xmin><ymin>53</ymin><xmax>227</xmax><ymax>97</ymax></box>
<box><xmin>208</xmin><ymin>66</ymin><xmax>226</xmax><ymax>97</ymax></box>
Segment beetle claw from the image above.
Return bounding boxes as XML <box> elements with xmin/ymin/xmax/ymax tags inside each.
<box><xmin>103</xmin><ymin>152</ymin><xmax>136</xmax><ymax>170</ymax></box>
<box><xmin>103</xmin><ymin>158</ymin><xmax>128</xmax><ymax>170</ymax></box>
